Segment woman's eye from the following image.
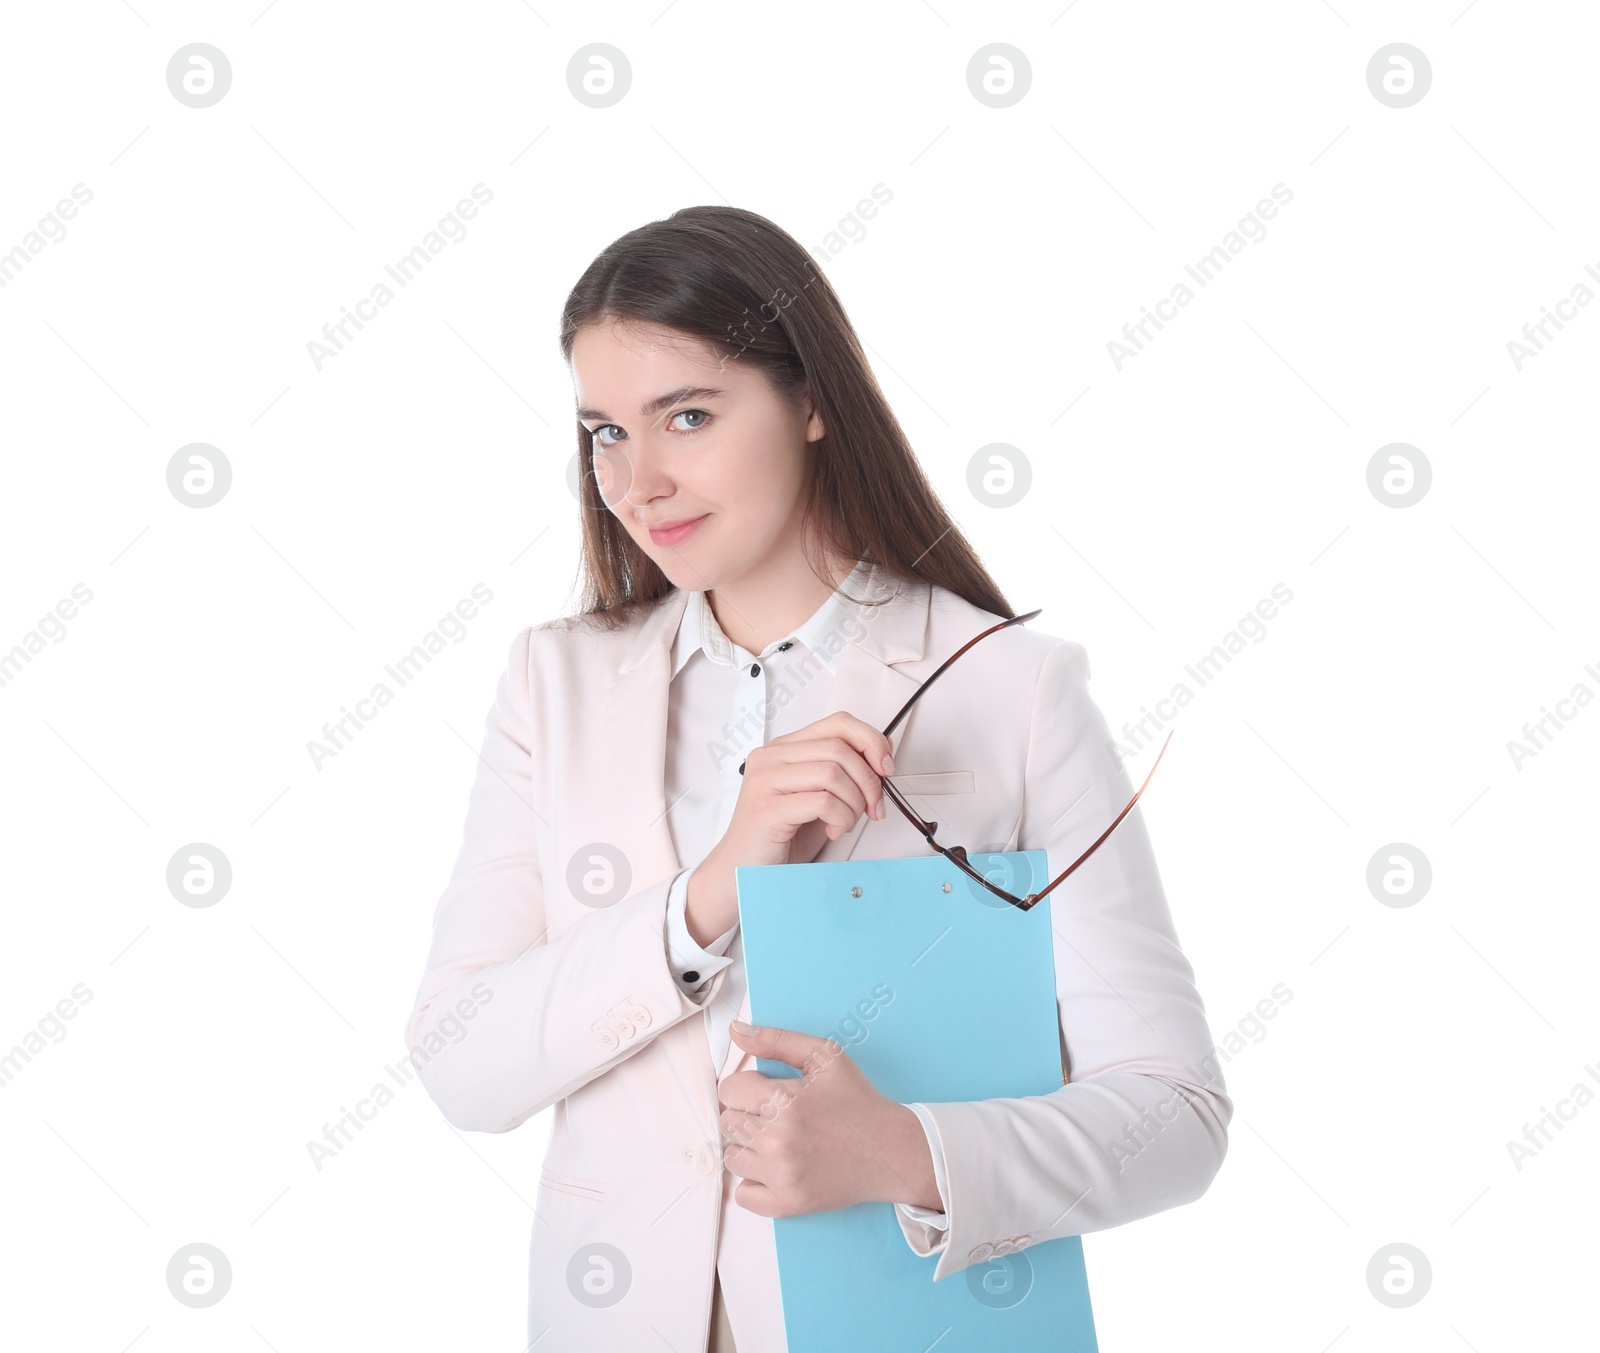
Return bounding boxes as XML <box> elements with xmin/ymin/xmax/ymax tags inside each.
<box><xmin>589</xmin><ymin>410</ymin><xmax>708</xmax><ymax>446</ymax></box>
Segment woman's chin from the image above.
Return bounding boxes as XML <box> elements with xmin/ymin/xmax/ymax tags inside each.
<box><xmin>654</xmin><ymin>554</ymin><xmax>717</xmax><ymax>591</ymax></box>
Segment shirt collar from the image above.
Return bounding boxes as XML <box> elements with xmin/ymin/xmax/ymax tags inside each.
<box><xmin>671</xmin><ymin>559</ymin><xmax>872</xmax><ymax>680</ymax></box>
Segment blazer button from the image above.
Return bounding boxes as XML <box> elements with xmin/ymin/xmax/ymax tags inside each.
<box><xmin>693</xmin><ymin>1141</ymin><xmax>718</xmax><ymax>1176</ymax></box>
<box><xmin>967</xmin><ymin>1242</ymin><xmax>994</xmax><ymax>1263</ymax></box>
<box><xmin>595</xmin><ymin>1027</ymin><xmax>618</xmax><ymax>1050</ymax></box>
<box><xmin>626</xmin><ymin>1003</ymin><xmax>651</xmax><ymax>1029</ymax></box>
<box><xmin>992</xmin><ymin>1238</ymin><xmax>1015</xmax><ymax>1255</ymax></box>
<box><xmin>612</xmin><ymin>1016</ymin><xmax>636</xmax><ymax>1040</ymax></box>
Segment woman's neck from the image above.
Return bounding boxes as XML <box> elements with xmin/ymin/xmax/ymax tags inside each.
<box><xmin>706</xmin><ymin>548</ymin><xmax>858</xmax><ymax>656</ymax></box>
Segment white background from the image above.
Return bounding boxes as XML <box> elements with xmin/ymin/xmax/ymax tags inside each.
<box><xmin>1</xmin><ymin>1</ymin><xmax>1594</xmax><ymax>1349</ymax></box>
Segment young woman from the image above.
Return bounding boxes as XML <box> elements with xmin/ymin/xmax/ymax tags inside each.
<box><xmin>404</xmin><ymin>206</ymin><xmax>1231</xmax><ymax>1353</ymax></box>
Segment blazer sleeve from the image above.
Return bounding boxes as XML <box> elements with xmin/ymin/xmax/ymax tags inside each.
<box><xmin>402</xmin><ymin>626</ymin><xmax>722</xmax><ymax>1134</ymax></box>
<box><xmin>893</xmin><ymin>638</ymin><xmax>1232</xmax><ymax>1281</ymax></box>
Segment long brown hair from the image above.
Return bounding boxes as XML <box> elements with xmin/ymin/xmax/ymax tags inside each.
<box><xmin>557</xmin><ymin>205</ymin><xmax>1015</xmax><ymax>629</ymax></box>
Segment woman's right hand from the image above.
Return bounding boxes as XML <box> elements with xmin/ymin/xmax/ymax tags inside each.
<box><xmin>684</xmin><ymin>712</ymin><xmax>895</xmax><ymax>945</ymax></box>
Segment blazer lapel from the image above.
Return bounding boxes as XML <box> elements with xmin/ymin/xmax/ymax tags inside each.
<box><xmin>596</xmin><ymin>588</ymin><xmax>691</xmax><ymax>910</ymax></box>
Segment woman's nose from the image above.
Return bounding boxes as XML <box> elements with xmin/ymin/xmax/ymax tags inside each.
<box><xmin>620</xmin><ymin>437</ymin><xmax>676</xmax><ymax>507</ymax></box>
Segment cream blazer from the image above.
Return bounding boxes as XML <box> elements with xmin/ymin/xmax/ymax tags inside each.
<box><xmin>403</xmin><ymin>562</ymin><xmax>1231</xmax><ymax>1352</ymax></box>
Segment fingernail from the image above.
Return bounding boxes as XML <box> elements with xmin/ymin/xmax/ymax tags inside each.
<box><xmin>731</xmin><ymin>1019</ymin><xmax>755</xmax><ymax>1035</ymax></box>
<box><xmin>882</xmin><ymin>752</ymin><xmax>894</xmax><ymax>775</ymax></box>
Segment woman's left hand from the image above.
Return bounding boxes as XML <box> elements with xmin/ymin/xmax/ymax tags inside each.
<box><xmin>718</xmin><ymin>1020</ymin><xmax>943</xmax><ymax>1217</ymax></box>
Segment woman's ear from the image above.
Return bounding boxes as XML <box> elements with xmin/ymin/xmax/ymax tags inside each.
<box><xmin>804</xmin><ymin>400</ymin><xmax>826</xmax><ymax>444</ymax></box>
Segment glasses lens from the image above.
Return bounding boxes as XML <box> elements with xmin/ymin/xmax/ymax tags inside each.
<box><xmin>956</xmin><ymin>848</ymin><xmax>1039</xmax><ymax>911</ymax></box>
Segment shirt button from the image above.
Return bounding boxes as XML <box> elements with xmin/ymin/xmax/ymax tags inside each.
<box><xmin>683</xmin><ymin>970</ymin><xmax>700</xmax><ymax>983</ymax></box>
<box><xmin>749</xmin><ymin>663</ymin><xmax>760</xmax><ymax>676</ymax></box>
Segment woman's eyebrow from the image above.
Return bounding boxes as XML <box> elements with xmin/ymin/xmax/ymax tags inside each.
<box><xmin>576</xmin><ymin>386</ymin><xmax>726</xmax><ymax>423</ymax></box>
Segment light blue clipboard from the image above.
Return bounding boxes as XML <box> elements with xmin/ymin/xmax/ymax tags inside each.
<box><xmin>735</xmin><ymin>849</ymin><xmax>1099</xmax><ymax>1353</ymax></box>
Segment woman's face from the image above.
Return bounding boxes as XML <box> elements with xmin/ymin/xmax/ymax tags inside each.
<box><xmin>570</xmin><ymin>318</ymin><xmax>824</xmax><ymax>592</ymax></box>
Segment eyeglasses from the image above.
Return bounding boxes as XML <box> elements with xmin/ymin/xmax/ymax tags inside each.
<box><xmin>879</xmin><ymin>608</ymin><xmax>1172</xmax><ymax>912</ymax></box>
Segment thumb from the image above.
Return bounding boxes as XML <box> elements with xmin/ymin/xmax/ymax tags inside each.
<box><xmin>729</xmin><ymin>1020</ymin><xmax>839</xmax><ymax>1072</ymax></box>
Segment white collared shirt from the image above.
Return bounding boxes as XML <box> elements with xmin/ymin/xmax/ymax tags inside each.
<box><xmin>660</xmin><ymin>559</ymin><xmax>952</xmax><ymax>1237</ymax></box>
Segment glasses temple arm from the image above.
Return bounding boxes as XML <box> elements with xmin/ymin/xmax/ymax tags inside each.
<box><xmin>1028</xmin><ymin>728</ymin><xmax>1174</xmax><ymax>903</ymax></box>
<box><xmin>881</xmin><ymin>608</ymin><xmax>1043</xmax><ymax>739</ymax></box>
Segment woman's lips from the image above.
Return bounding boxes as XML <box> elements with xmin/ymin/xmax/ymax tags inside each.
<box><xmin>648</xmin><ymin>514</ymin><xmax>709</xmax><ymax>546</ymax></box>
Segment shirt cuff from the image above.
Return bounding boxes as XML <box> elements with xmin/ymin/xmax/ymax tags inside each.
<box><xmin>664</xmin><ymin>866</ymin><xmax>737</xmax><ymax>1001</ymax></box>
<box><xmin>894</xmin><ymin>1102</ymin><xmax>951</xmax><ymax>1238</ymax></box>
